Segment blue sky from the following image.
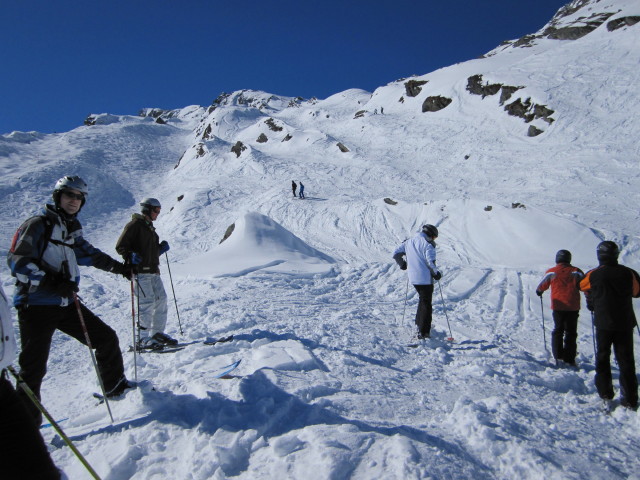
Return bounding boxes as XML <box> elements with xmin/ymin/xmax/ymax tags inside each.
<box><xmin>0</xmin><ymin>0</ymin><xmax>569</xmax><ymax>134</ymax></box>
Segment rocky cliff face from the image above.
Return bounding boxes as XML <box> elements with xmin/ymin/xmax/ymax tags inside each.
<box><xmin>488</xmin><ymin>0</ymin><xmax>639</xmax><ymax>52</ymax></box>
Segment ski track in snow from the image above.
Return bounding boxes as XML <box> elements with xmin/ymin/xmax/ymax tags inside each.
<box><xmin>27</xmin><ymin>257</ymin><xmax>640</xmax><ymax>479</ymax></box>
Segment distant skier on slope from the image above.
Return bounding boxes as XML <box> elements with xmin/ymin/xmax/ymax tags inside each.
<box><xmin>116</xmin><ymin>197</ymin><xmax>176</xmax><ymax>350</ymax></box>
<box><xmin>0</xmin><ymin>281</ymin><xmax>62</xmax><ymax>479</ymax></box>
<box><xmin>536</xmin><ymin>249</ymin><xmax>585</xmax><ymax>366</ymax></box>
<box><xmin>580</xmin><ymin>241</ymin><xmax>640</xmax><ymax>410</ymax></box>
<box><xmin>298</xmin><ymin>182</ymin><xmax>305</xmax><ymax>199</ymax></box>
<box><xmin>7</xmin><ymin>176</ymin><xmax>133</xmax><ymax>424</ymax></box>
<box><xmin>292</xmin><ymin>180</ymin><xmax>297</xmax><ymax>197</ymax></box>
<box><xmin>393</xmin><ymin>224</ymin><xmax>442</xmax><ymax>339</ymax></box>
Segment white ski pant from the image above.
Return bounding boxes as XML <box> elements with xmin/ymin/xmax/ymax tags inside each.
<box><xmin>135</xmin><ymin>273</ymin><xmax>168</xmax><ymax>339</ymax></box>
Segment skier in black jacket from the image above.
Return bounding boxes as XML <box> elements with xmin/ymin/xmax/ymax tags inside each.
<box><xmin>580</xmin><ymin>241</ymin><xmax>640</xmax><ymax>410</ymax></box>
<box><xmin>116</xmin><ymin>197</ymin><xmax>175</xmax><ymax>350</ymax></box>
<box><xmin>7</xmin><ymin>176</ymin><xmax>133</xmax><ymax>423</ymax></box>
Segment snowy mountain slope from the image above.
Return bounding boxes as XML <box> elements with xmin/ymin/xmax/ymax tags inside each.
<box><xmin>1</xmin><ymin>0</ymin><xmax>640</xmax><ymax>478</ymax></box>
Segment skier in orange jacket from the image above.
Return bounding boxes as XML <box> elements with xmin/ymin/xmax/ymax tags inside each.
<box><xmin>536</xmin><ymin>249</ymin><xmax>584</xmax><ymax>366</ymax></box>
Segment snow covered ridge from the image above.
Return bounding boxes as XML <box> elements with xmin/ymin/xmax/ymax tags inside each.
<box><xmin>491</xmin><ymin>0</ymin><xmax>640</xmax><ymax>51</ymax></box>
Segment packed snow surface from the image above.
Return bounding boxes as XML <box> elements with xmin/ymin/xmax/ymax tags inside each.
<box><xmin>1</xmin><ymin>0</ymin><xmax>640</xmax><ymax>478</ymax></box>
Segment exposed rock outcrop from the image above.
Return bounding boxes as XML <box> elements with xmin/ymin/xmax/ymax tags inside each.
<box><xmin>467</xmin><ymin>75</ymin><xmax>523</xmax><ymax>104</ymax></box>
<box><xmin>499</xmin><ymin>86</ymin><xmax>522</xmax><ymax>105</ymax></box>
<box><xmin>138</xmin><ymin>108</ymin><xmax>180</xmax><ymax>121</ymax></box>
<box><xmin>231</xmin><ymin>141</ymin><xmax>246</xmax><ymax>158</ymax></box>
<box><xmin>220</xmin><ymin>223</ymin><xmax>235</xmax><ymax>244</ymax></box>
<box><xmin>528</xmin><ymin>126</ymin><xmax>544</xmax><ymax>137</ymax></box>
<box><xmin>422</xmin><ymin>96</ymin><xmax>452</xmax><ymax>112</ymax></box>
<box><xmin>466</xmin><ymin>75</ymin><xmax>502</xmax><ymax>98</ymax></box>
<box><xmin>265</xmin><ymin>118</ymin><xmax>283</xmax><ymax>132</ymax></box>
<box><xmin>504</xmin><ymin>98</ymin><xmax>555</xmax><ymax>124</ymax></box>
<box><xmin>195</xmin><ymin>143</ymin><xmax>206</xmax><ymax>158</ymax></box>
<box><xmin>607</xmin><ymin>16</ymin><xmax>640</xmax><ymax>31</ymax></box>
<box><xmin>544</xmin><ymin>12</ymin><xmax>615</xmax><ymax>39</ymax></box>
<box><xmin>404</xmin><ymin>80</ymin><xmax>428</xmax><ymax>97</ymax></box>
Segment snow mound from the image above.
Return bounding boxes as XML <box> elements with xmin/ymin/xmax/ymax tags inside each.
<box><xmin>437</xmin><ymin>200</ymin><xmax>602</xmax><ymax>269</ymax></box>
<box><xmin>175</xmin><ymin>211</ymin><xmax>335</xmax><ymax>277</ymax></box>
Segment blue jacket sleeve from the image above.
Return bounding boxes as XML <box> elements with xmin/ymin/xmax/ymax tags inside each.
<box><xmin>73</xmin><ymin>234</ymin><xmax>122</xmax><ymax>273</ymax></box>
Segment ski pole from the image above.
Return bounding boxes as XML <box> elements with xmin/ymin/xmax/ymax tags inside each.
<box><xmin>437</xmin><ymin>280</ymin><xmax>454</xmax><ymax>342</ymax></box>
<box><xmin>73</xmin><ymin>293</ymin><xmax>114</xmax><ymax>423</ymax></box>
<box><xmin>401</xmin><ymin>277</ymin><xmax>409</xmax><ymax>326</ymax></box>
<box><xmin>7</xmin><ymin>366</ymin><xmax>102</xmax><ymax>480</ymax></box>
<box><xmin>590</xmin><ymin>311</ymin><xmax>597</xmax><ymax>357</ymax></box>
<box><xmin>165</xmin><ymin>252</ymin><xmax>184</xmax><ymax>335</ymax></box>
<box><xmin>130</xmin><ymin>275</ymin><xmax>138</xmax><ymax>383</ymax></box>
<box><xmin>135</xmin><ymin>276</ymin><xmax>144</xmax><ymax>346</ymax></box>
<box><xmin>540</xmin><ymin>296</ymin><xmax>548</xmax><ymax>354</ymax></box>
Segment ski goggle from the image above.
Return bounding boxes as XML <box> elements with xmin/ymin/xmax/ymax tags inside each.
<box><xmin>62</xmin><ymin>191</ymin><xmax>85</xmax><ymax>201</ymax></box>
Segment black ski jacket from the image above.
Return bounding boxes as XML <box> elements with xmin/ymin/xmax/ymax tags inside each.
<box><xmin>115</xmin><ymin>214</ymin><xmax>161</xmax><ymax>274</ymax></box>
<box><xmin>580</xmin><ymin>261</ymin><xmax>640</xmax><ymax>331</ymax></box>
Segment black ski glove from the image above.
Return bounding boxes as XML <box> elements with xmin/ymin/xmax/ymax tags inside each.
<box><xmin>111</xmin><ymin>262</ymin><xmax>133</xmax><ymax>280</ymax></box>
<box><xmin>56</xmin><ymin>280</ymin><xmax>79</xmax><ymax>298</ymax></box>
<box><xmin>41</xmin><ymin>273</ymin><xmax>78</xmax><ymax>298</ymax></box>
<box><xmin>393</xmin><ymin>253</ymin><xmax>407</xmax><ymax>270</ymax></box>
<box><xmin>536</xmin><ymin>290</ymin><xmax>543</xmax><ymax>297</ymax></box>
<box><xmin>433</xmin><ymin>271</ymin><xmax>442</xmax><ymax>281</ymax></box>
<box><xmin>159</xmin><ymin>241</ymin><xmax>170</xmax><ymax>255</ymax></box>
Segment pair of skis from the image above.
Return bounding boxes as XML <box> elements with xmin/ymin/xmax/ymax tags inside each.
<box><xmin>129</xmin><ymin>334</ymin><xmax>234</xmax><ymax>354</ymax></box>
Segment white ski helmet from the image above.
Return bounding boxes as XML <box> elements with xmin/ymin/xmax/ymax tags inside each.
<box><xmin>140</xmin><ymin>197</ymin><xmax>161</xmax><ymax>215</ymax></box>
<box><xmin>52</xmin><ymin>175</ymin><xmax>88</xmax><ymax>209</ymax></box>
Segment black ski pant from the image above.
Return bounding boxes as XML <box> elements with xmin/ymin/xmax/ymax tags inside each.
<box><xmin>0</xmin><ymin>373</ymin><xmax>61</xmax><ymax>479</ymax></box>
<box><xmin>17</xmin><ymin>303</ymin><xmax>125</xmax><ymax>424</ymax></box>
<box><xmin>595</xmin><ymin>328</ymin><xmax>638</xmax><ymax>407</ymax></box>
<box><xmin>414</xmin><ymin>284</ymin><xmax>434</xmax><ymax>337</ymax></box>
<box><xmin>551</xmin><ymin>310</ymin><xmax>579</xmax><ymax>364</ymax></box>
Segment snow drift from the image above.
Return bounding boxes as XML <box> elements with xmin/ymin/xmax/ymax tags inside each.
<box><xmin>175</xmin><ymin>211</ymin><xmax>335</xmax><ymax>277</ymax></box>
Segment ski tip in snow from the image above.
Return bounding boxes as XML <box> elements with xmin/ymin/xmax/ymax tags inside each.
<box><xmin>40</xmin><ymin>418</ymin><xmax>69</xmax><ymax>429</ymax></box>
<box><xmin>214</xmin><ymin>359</ymin><xmax>241</xmax><ymax>379</ymax></box>
<box><xmin>204</xmin><ymin>334</ymin><xmax>234</xmax><ymax>345</ymax></box>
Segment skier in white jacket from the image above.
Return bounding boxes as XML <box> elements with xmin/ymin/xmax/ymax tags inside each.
<box><xmin>393</xmin><ymin>224</ymin><xmax>442</xmax><ymax>339</ymax></box>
